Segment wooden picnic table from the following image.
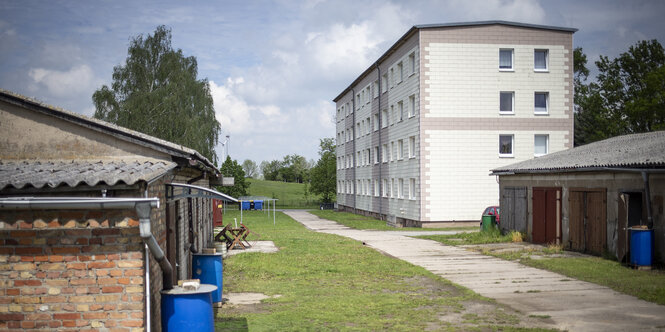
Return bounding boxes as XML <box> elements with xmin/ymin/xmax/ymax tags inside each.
<box><xmin>215</xmin><ymin>223</ymin><xmax>252</xmax><ymax>250</ymax></box>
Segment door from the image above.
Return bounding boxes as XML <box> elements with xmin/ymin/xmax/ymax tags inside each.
<box><xmin>500</xmin><ymin>187</ymin><xmax>527</xmax><ymax>233</ymax></box>
<box><xmin>569</xmin><ymin>188</ymin><xmax>607</xmax><ymax>255</ymax></box>
<box><xmin>532</xmin><ymin>187</ymin><xmax>561</xmax><ymax>244</ymax></box>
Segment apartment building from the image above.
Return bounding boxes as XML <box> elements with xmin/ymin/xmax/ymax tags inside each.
<box><xmin>333</xmin><ymin>21</ymin><xmax>576</xmax><ymax>226</ymax></box>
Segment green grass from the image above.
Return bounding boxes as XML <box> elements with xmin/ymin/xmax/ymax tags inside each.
<box><xmin>309</xmin><ymin>210</ymin><xmax>477</xmax><ymax>232</ymax></box>
<box><xmin>247</xmin><ymin>178</ymin><xmax>329</xmax><ymax>209</ymax></box>
<box><xmin>216</xmin><ymin>210</ymin><xmax>550</xmax><ymax>331</ymax></box>
<box><xmin>417</xmin><ymin>226</ymin><xmax>513</xmax><ymax>244</ymax></box>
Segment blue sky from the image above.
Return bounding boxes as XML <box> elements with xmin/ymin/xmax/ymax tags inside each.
<box><xmin>1</xmin><ymin>0</ymin><xmax>664</xmax><ymax>166</ymax></box>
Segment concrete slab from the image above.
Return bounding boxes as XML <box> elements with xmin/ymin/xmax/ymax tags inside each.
<box><xmin>226</xmin><ymin>241</ymin><xmax>278</xmax><ymax>256</ymax></box>
<box><xmin>283</xmin><ymin>210</ymin><xmax>665</xmax><ymax>332</ymax></box>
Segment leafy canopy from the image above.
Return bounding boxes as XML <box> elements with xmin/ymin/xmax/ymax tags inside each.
<box><xmin>309</xmin><ymin>138</ymin><xmax>336</xmax><ymax>203</ymax></box>
<box><xmin>93</xmin><ymin>25</ymin><xmax>221</xmax><ymax>163</ymax></box>
<box><xmin>218</xmin><ymin>156</ymin><xmax>249</xmax><ymax>198</ymax></box>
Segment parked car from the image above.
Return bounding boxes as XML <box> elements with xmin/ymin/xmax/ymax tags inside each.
<box><xmin>480</xmin><ymin>206</ymin><xmax>500</xmax><ymax>228</ymax></box>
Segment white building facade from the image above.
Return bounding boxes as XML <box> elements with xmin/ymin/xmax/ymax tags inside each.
<box><xmin>334</xmin><ymin>21</ymin><xmax>576</xmax><ymax>226</ymax></box>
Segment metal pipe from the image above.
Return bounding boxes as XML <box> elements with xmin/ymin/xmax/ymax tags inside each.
<box><xmin>375</xmin><ymin>63</ymin><xmax>383</xmax><ymax>220</ymax></box>
<box><xmin>144</xmin><ymin>243</ymin><xmax>151</xmax><ymax>332</ymax></box>
<box><xmin>135</xmin><ymin>201</ymin><xmax>173</xmax><ymax>290</ymax></box>
<box><xmin>351</xmin><ymin>87</ymin><xmax>356</xmax><ymax>214</ymax></box>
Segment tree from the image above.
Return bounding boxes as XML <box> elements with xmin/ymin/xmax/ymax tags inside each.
<box><xmin>261</xmin><ymin>160</ymin><xmax>282</xmax><ymax>181</ymax></box>
<box><xmin>218</xmin><ymin>156</ymin><xmax>249</xmax><ymax>198</ymax></box>
<box><xmin>309</xmin><ymin>138</ymin><xmax>336</xmax><ymax>203</ymax></box>
<box><xmin>93</xmin><ymin>25</ymin><xmax>221</xmax><ymax>163</ymax></box>
<box><xmin>574</xmin><ymin>40</ymin><xmax>665</xmax><ymax>145</ymax></box>
<box><xmin>241</xmin><ymin>159</ymin><xmax>258</xmax><ymax>178</ymax></box>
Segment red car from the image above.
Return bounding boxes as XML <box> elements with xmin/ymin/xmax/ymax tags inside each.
<box><xmin>480</xmin><ymin>206</ymin><xmax>500</xmax><ymax>228</ymax></box>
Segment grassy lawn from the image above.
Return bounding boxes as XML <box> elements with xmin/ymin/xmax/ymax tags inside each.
<box><xmin>247</xmin><ymin>178</ymin><xmax>326</xmax><ymax>209</ymax></box>
<box><xmin>309</xmin><ymin>210</ymin><xmax>477</xmax><ymax>232</ymax></box>
<box><xmin>216</xmin><ymin>210</ymin><xmax>554</xmax><ymax>331</ymax></box>
<box><xmin>420</xmin><ymin>230</ymin><xmax>665</xmax><ymax>306</ymax></box>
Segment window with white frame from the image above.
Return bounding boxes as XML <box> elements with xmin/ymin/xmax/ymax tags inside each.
<box><xmin>397</xmin><ymin>62</ymin><xmax>403</xmax><ymax>83</ymax></box>
<box><xmin>398</xmin><ymin>101</ymin><xmax>404</xmax><ymax>121</ymax></box>
<box><xmin>390</xmin><ymin>142</ymin><xmax>395</xmax><ymax>161</ymax></box>
<box><xmin>499</xmin><ymin>49</ymin><xmax>513</xmax><ymax>70</ymax></box>
<box><xmin>390</xmin><ymin>68</ymin><xmax>394</xmax><ymax>88</ymax></box>
<box><xmin>374</xmin><ymin>180</ymin><xmax>379</xmax><ymax>197</ymax></box>
<box><xmin>373</xmin><ymin>113</ymin><xmax>379</xmax><ymax>131</ymax></box>
<box><xmin>382</xmin><ymin>73</ymin><xmax>388</xmax><ymax>93</ymax></box>
<box><xmin>360</xmin><ymin>120</ymin><xmax>365</xmax><ymax>136</ymax></box>
<box><xmin>366</xmin><ymin>117</ymin><xmax>370</xmax><ymax>135</ymax></box>
<box><xmin>409</xmin><ymin>178</ymin><xmax>416</xmax><ymax>200</ymax></box>
<box><xmin>382</xmin><ymin>144</ymin><xmax>388</xmax><ymax>163</ymax></box>
<box><xmin>356</xmin><ymin>93</ymin><xmax>360</xmax><ymax>109</ymax></box>
<box><xmin>361</xmin><ymin>90</ymin><xmax>365</xmax><ymax>106</ymax></box>
<box><xmin>408</xmin><ymin>95</ymin><xmax>415</xmax><ymax>117</ymax></box>
<box><xmin>382</xmin><ymin>179</ymin><xmax>388</xmax><ymax>197</ymax></box>
<box><xmin>345</xmin><ymin>102</ymin><xmax>350</xmax><ymax>115</ymax></box>
<box><xmin>535</xmin><ymin>92</ymin><xmax>549</xmax><ymax>114</ymax></box>
<box><xmin>374</xmin><ymin>146</ymin><xmax>379</xmax><ymax>164</ymax></box>
<box><xmin>534</xmin><ymin>134</ymin><xmax>549</xmax><ymax>156</ymax></box>
<box><xmin>534</xmin><ymin>49</ymin><xmax>548</xmax><ymax>71</ymax></box>
<box><xmin>367</xmin><ymin>180</ymin><xmax>371</xmax><ymax>196</ymax></box>
<box><xmin>356</xmin><ymin>123</ymin><xmax>360</xmax><ymax>138</ymax></box>
<box><xmin>373</xmin><ymin>81</ymin><xmax>379</xmax><ymax>98</ymax></box>
<box><xmin>409</xmin><ymin>136</ymin><xmax>416</xmax><ymax>158</ymax></box>
<box><xmin>409</xmin><ymin>52</ymin><xmax>415</xmax><ymax>75</ymax></box>
<box><xmin>356</xmin><ymin>151</ymin><xmax>360</xmax><ymax>167</ymax></box>
<box><xmin>500</xmin><ymin>91</ymin><xmax>514</xmax><ymax>114</ymax></box>
<box><xmin>381</xmin><ymin>109</ymin><xmax>388</xmax><ymax>128</ymax></box>
<box><xmin>398</xmin><ymin>179</ymin><xmax>404</xmax><ymax>198</ymax></box>
<box><xmin>392</xmin><ymin>178</ymin><xmax>397</xmax><ymax>198</ymax></box>
<box><xmin>398</xmin><ymin>139</ymin><xmax>404</xmax><ymax>160</ymax></box>
<box><xmin>390</xmin><ymin>105</ymin><xmax>395</xmax><ymax>125</ymax></box>
<box><xmin>499</xmin><ymin>135</ymin><xmax>514</xmax><ymax>157</ymax></box>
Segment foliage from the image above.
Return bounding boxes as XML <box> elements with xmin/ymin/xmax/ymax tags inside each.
<box><xmin>218</xmin><ymin>156</ymin><xmax>249</xmax><ymax>197</ymax></box>
<box><xmin>216</xmin><ymin>210</ymin><xmax>538</xmax><ymax>331</ymax></box>
<box><xmin>247</xmin><ymin>178</ymin><xmax>320</xmax><ymax>209</ymax></box>
<box><xmin>92</xmin><ymin>25</ymin><xmax>220</xmax><ymax>163</ymax></box>
<box><xmin>418</xmin><ymin>227</ymin><xmax>512</xmax><ymax>245</ymax></box>
<box><xmin>308</xmin><ymin>138</ymin><xmax>337</xmax><ymax>203</ymax></box>
<box><xmin>575</xmin><ymin>40</ymin><xmax>665</xmax><ymax>146</ymax></box>
<box><xmin>260</xmin><ymin>154</ymin><xmax>310</xmax><ymax>183</ymax></box>
<box><xmin>241</xmin><ymin>159</ymin><xmax>258</xmax><ymax>178</ymax></box>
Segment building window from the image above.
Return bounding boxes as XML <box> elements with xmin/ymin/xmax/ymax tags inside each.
<box><xmin>382</xmin><ymin>73</ymin><xmax>388</xmax><ymax>93</ymax></box>
<box><xmin>409</xmin><ymin>52</ymin><xmax>415</xmax><ymax>75</ymax></box>
<box><xmin>535</xmin><ymin>92</ymin><xmax>549</xmax><ymax>114</ymax></box>
<box><xmin>499</xmin><ymin>135</ymin><xmax>514</xmax><ymax>157</ymax></box>
<box><xmin>382</xmin><ymin>179</ymin><xmax>388</xmax><ymax>197</ymax></box>
<box><xmin>398</xmin><ymin>101</ymin><xmax>404</xmax><ymax>121</ymax></box>
<box><xmin>381</xmin><ymin>109</ymin><xmax>388</xmax><ymax>128</ymax></box>
<box><xmin>397</xmin><ymin>62</ymin><xmax>403</xmax><ymax>83</ymax></box>
<box><xmin>373</xmin><ymin>113</ymin><xmax>379</xmax><ymax>131</ymax></box>
<box><xmin>356</xmin><ymin>93</ymin><xmax>360</xmax><ymax>109</ymax></box>
<box><xmin>390</xmin><ymin>142</ymin><xmax>395</xmax><ymax>161</ymax></box>
<box><xmin>390</xmin><ymin>68</ymin><xmax>394</xmax><ymax>89</ymax></box>
<box><xmin>535</xmin><ymin>134</ymin><xmax>549</xmax><ymax>156</ymax></box>
<box><xmin>398</xmin><ymin>139</ymin><xmax>404</xmax><ymax>160</ymax></box>
<box><xmin>392</xmin><ymin>178</ymin><xmax>397</xmax><ymax>198</ymax></box>
<box><xmin>409</xmin><ymin>136</ymin><xmax>416</xmax><ymax>158</ymax></box>
<box><xmin>356</xmin><ymin>151</ymin><xmax>360</xmax><ymax>167</ymax></box>
<box><xmin>366</xmin><ymin>86</ymin><xmax>371</xmax><ymax>104</ymax></box>
<box><xmin>373</xmin><ymin>81</ymin><xmax>379</xmax><ymax>98</ymax></box>
<box><xmin>499</xmin><ymin>49</ymin><xmax>513</xmax><ymax>70</ymax></box>
<box><xmin>374</xmin><ymin>146</ymin><xmax>379</xmax><ymax>164</ymax></box>
<box><xmin>374</xmin><ymin>180</ymin><xmax>379</xmax><ymax>197</ymax></box>
<box><xmin>398</xmin><ymin>179</ymin><xmax>404</xmax><ymax>199</ymax></box>
<box><xmin>390</xmin><ymin>105</ymin><xmax>395</xmax><ymax>125</ymax></box>
<box><xmin>500</xmin><ymin>91</ymin><xmax>514</xmax><ymax>114</ymax></box>
<box><xmin>382</xmin><ymin>144</ymin><xmax>388</xmax><ymax>163</ymax></box>
<box><xmin>408</xmin><ymin>94</ymin><xmax>415</xmax><ymax>117</ymax></box>
<box><xmin>534</xmin><ymin>49</ymin><xmax>548</xmax><ymax>71</ymax></box>
<box><xmin>409</xmin><ymin>178</ymin><xmax>416</xmax><ymax>200</ymax></box>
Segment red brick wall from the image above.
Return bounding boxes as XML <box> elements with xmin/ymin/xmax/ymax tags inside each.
<box><xmin>0</xmin><ymin>211</ymin><xmax>145</xmax><ymax>331</ymax></box>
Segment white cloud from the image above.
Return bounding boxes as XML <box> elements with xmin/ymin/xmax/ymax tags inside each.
<box><xmin>447</xmin><ymin>0</ymin><xmax>545</xmax><ymax>22</ymax></box>
<box><xmin>28</xmin><ymin>64</ymin><xmax>95</xmax><ymax>98</ymax></box>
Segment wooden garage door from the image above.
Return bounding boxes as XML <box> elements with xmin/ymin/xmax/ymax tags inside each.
<box><xmin>569</xmin><ymin>188</ymin><xmax>607</xmax><ymax>255</ymax></box>
<box><xmin>532</xmin><ymin>187</ymin><xmax>561</xmax><ymax>244</ymax></box>
<box><xmin>500</xmin><ymin>187</ymin><xmax>527</xmax><ymax>233</ymax></box>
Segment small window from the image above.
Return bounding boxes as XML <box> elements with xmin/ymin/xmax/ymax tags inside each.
<box><xmin>382</xmin><ymin>73</ymin><xmax>388</xmax><ymax>93</ymax></box>
<box><xmin>374</xmin><ymin>180</ymin><xmax>379</xmax><ymax>197</ymax></box>
<box><xmin>374</xmin><ymin>146</ymin><xmax>379</xmax><ymax>164</ymax></box>
<box><xmin>535</xmin><ymin>134</ymin><xmax>549</xmax><ymax>156</ymax></box>
<box><xmin>398</xmin><ymin>179</ymin><xmax>404</xmax><ymax>199</ymax></box>
<box><xmin>397</xmin><ymin>62</ymin><xmax>403</xmax><ymax>83</ymax></box>
<box><xmin>373</xmin><ymin>113</ymin><xmax>379</xmax><ymax>131</ymax></box>
<box><xmin>392</xmin><ymin>178</ymin><xmax>397</xmax><ymax>198</ymax></box>
<box><xmin>373</xmin><ymin>81</ymin><xmax>379</xmax><ymax>98</ymax></box>
<box><xmin>383</xmin><ymin>179</ymin><xmax>388</xmax><ymax>197</ymax></box>
<box><xmin>390</xmin><ymin>142</ymin><xmax>395</xmax><ymax>161</ymax></box>
<box><xmin>500</xmin><ymin>92</ymin><xmax>514</xmax><ymax>114</ymax></box>
<box><xmin>408</xmin><ymin>95</ymin><xmax>415</xmax><ymax>117</ymax></box>
<box><xmin>409</xmin><ymin>136</ymin><xmax>416</xmax><ymax>158</ymax></box>
<box><xmin>390</xmin><ymin>105</ymin><xmax>395</xmax><ymax>125</ymax></box>
<box><xmin>499</xmin><ymin>135</ymin><xmax>514</xmax><ymax>157</ymax></box>
<box><xmin>390</xmin><ymin>68</ymin><xmax>394</xmax><ymax>88</ymax></box>
<box><xmin>398</xmin><ymin>139</ymin><xmax>404</xmax><ymax>160</ymax></box>
<box><xmin>382</xmin><ymin>144</ymin><xmax>388</xmax><ymax>163</ymax></box>
<box><xmin>409</xmin><ymin>178</ymin><xmax>416</xmax><ymax>200</ymax></box>
<box><xmin>534</xmin><ymin>49</ymin><xmax>548</xmax><ymax>71</ymax></box>
<box><xmin>535</xmin><ymin>92</ymin><xmax>549</xmax><ymax>114</ymax></box>
<box><xmin>381</xmin><ymin>109</ymin><xmax>388</xmax><ymax>128</ymax></box>
<box><xmin>499</xmin><ymin>49</ymin><xmax>513</xmax><ymax>70</ymax></box>
<box><xmin>398</xmin><ymin>101</ymin><xmax>404</xmax><ymax>121</ymax></box>
<box><xmin>366</xmin><ymin>86</ymin><xmax>371</xmax><ymax>104</ymax></box>
<box><xmin>409</xmin><ymin>52</ymin><xmax>416</xmax><ymax>75</ymax></box>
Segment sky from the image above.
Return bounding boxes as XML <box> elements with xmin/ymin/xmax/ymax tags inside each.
<box><xmin>1</xmin><ymin>0</ymin><xmax>664</xmax><ymax>167</ymax></box>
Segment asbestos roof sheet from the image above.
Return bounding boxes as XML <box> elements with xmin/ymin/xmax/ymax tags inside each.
<box><xmin>492</xmin><ymin>130</ymin><xmax>665</xmax><ymax>174</ymax></box>
<box><xmin>0</xmin><ymin>160</ymin><xmax>177</xmax><ymax>190</ymax></box>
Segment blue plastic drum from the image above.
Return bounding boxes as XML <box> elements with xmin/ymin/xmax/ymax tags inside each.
<box><xmin>630</xmin><ymin>228</ymin><xmax>653</xmax><ymax>267</ymax></box>
<box><xmin>161</xmin><ymin>284</ymin><xmax>217</xmax><ymax>332</ymax></box>
<box><xmin>192</xmin><ymin>253</ymin><xmax>223</xmax><ymax>303</ymax></box>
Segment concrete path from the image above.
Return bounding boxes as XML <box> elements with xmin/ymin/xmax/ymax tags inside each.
<box><xmin>283</xmin><ymin>210</ymin><xmax>665</xmax><ymax>332</ymax></box>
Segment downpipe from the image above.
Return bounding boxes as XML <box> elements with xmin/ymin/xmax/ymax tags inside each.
<box><xmin>136</xmin><ymin>201</ymin><xmax>174</xmax><ymax>290</ymax></box>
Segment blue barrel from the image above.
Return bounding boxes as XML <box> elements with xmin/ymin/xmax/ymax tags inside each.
<box><xmin>630</xmin><ymin>228</ymin><xmax>653</xmax><ymax>267</ymax></box>
<box><xmin>161</xmin><ymin>284</ymin><xmax>217</xmax><ymax>332</ymax></box>
<box><xmin>241</xmin><ymin>201</ymin><xmax>251</xmax><ymax>210</ymax></box>
<box><xmin>192</xmin><ymin>253</ymin><xmax>223</xmax><ymax>303</ymax></box>
<box><xmin>254</xmin><ymin>200</ymin><xmax>263</xmax><ymax>210</ymax></box>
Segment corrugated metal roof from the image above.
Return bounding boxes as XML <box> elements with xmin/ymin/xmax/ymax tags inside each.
<box><xmin>492</xmin><ymin>131</ymin><xmax>665</xmax><ymax>174</ymax></box>
<box><xmin>0</xmin><ymin>89</ymin><xmax>216</xmax><ymax>171</ymax></box>
<box><xmin>0</xmin><ymin>160</ymin><xmax>177</xmax><ymax>190</ymax></box>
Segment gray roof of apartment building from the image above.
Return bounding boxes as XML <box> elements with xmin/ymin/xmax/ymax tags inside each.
<box><xmin>491</xmin><ymin>131</ymin><xmax>665</xmax><ymax>175</ymax></box>
<box><xmin>0</xmin><ymin>160</ymin><xmax>177</xmax><ymax>190</ymax></box>
<box><xmin>0</xmin><ymin>89</ymin><xmax>217</xmax><ymax>171</ymax></box>
<box><xmin>333</xmin><ymin>20</ymin><xmax>577</xmax><ymax>102</ymax></box>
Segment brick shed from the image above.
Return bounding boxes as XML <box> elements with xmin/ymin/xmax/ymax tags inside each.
<box><xmin>0</xmin><ymin>89</ymin><xmax>236</xmax><ymax>331</ymax></box>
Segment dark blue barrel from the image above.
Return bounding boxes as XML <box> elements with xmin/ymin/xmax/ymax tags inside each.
<box><xmin>192</xmin><ymin>253</ymin><xmax>223</xmax><ymax>303</ymax></box>
<box><xmin>254</xmin><ymin>200</ymin><xmax>263</xmax><ymax>210</ymax></box>
<box><xmin>241</xmin><ymin>201</ymin><xmax>251</xmax><ymax>210</ymax></box>
<box><xmin>161</xmin><ymin>284</ymin><xmax>217</xmax><ymax>332</ymax></box>
<box><xmin>630</xmin><ymin>228</ymin><xmax>653</xmax><ymax>267</ymax></box>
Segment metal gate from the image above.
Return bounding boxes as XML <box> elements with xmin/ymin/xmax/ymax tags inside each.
<box><xmin>500</xmin><ymin>187</ymin><xmax>527</xmax><ymax>233</ymax></box>
<box><xmin>532</xmin><ymin>187</ymin><xmax>561</xmax><ymax>244</ymax></box>
<box><xmin>569</xmin><ymin>188</ymin><xmax>607</xmax><ymax>255</ymax></box>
